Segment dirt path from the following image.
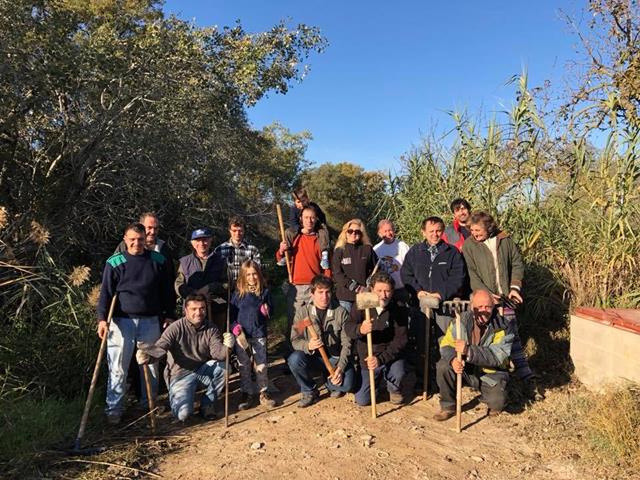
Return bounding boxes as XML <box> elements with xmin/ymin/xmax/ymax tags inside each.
<box><xmin>156</xmin><ymin>362</ymin><xmax>584</xmax><ymax>480</ymax></box>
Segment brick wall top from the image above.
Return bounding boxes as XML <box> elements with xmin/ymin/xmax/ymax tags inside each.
<box><xmin>574</xmin><ymin>307</ymin><xmax>640</xmax><ymax>335</ymax></box>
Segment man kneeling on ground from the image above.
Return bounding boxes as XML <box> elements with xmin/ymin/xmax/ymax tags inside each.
<box><xmin>136</xmin><ymin>294</ymin><xmax>235</xmax><ymax>421</ymax></box>
<box><xmin>288</xmin><ymin>275</ymin><xmax>355</xmax><ymax>408</ymax></box>
<box><xmin>434</xmin><ymin>290</ymin><xmax>514</xmax><ymax>421</ymax></box>
<box><xmin>345</xmin><ymin>271</ymin><xmax>409</xmax><ymax>406</ymax></box>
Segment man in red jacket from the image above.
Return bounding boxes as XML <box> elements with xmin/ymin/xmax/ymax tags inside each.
<box><xmin>443</xmin><ymin>198</ymin><xmax>472</xmax><ymax>252</ymax></box>
<box><xmin>277</xmin><ymin>206</ymin><xmax>331</xmax><ymax>354</ymax></box>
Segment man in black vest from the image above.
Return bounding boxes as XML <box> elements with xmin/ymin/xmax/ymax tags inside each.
<box><xmin>175</xmin><ymin>228</ymin><xmax>228</xmax><ymax>331</ymax></box>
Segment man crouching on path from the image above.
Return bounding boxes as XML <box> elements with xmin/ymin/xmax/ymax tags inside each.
<box><xmin>288</xmin><ymin>275</ymin><xmax>354</xmax><ymax>408</ymax></box>
<box><xmin>345</xmin><ymin>271</ymin><xmax>409</xmax><ymax>407</ymax></box>
<box><xmin>136</xmin><ymin>294</ymin><xmax>235</xmax><ymax>421</ymax></box>
<box><xmin>97</xmin><ymin>223</ymin><xmax>176</xmax><ymax>425</ymax></box>
<box><xmin>433</xmin><ymin>290</ymin><xmax>514</xmax><ymax>421</ymax></box>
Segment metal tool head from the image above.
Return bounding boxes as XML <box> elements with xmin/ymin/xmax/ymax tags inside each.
<box><xmin>419</xmin><ymin>295</ymin><xmax>440</xmax><ymax>311</ymax></box>
<box><xmin>355</xmin><ymin>291</ymin><xmax>379</xmax><ymax>310</ymax></box>
<box><xmin>293</xmin><ymin>317</ymin><xmax>312</xmax><ymax>334</ymax></box>
<box><xmin>443</xmin><ymin>297</ymin><xmax>470</xmax><ymax>314</ymax></box>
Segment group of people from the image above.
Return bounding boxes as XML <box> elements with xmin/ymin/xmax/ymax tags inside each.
<box><xmin>96</xmin><ymin>191</ymin><xmax>539</xmax><ymax>425</ymax></box>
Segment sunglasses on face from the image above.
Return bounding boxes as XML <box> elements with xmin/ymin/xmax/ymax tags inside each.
<box><xmin>347</xmin><ymin>229</ymin><xmax>362</xmax><ymax>235</ymax></box>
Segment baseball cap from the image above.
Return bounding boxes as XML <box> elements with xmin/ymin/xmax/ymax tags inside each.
<box><xmin>191</xmin><ymin>228</ymin><xmax>213</xmax><ymax>240</ymax></box>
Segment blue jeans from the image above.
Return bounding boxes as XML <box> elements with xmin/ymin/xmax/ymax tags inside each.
<box><xmin>169</xmin><ymin>360</ymin><xmax>226</xmax><ymax>421</ymax></box>
<box><xmin>287</xmin><ymin>351</ymin><xmax>355</xmax><ymax>394</ymax></box>
<box><xmin>235</xmin><ymin>337</ymin><xmax>268</xmax><ymax>394</ymax></box>
<box><xmin>355</xmin><ymin>358</ymin><xmax>405</xmax><ymax>406</ymax></box>
<box><xmin>106</xmin><ymin>316</ymin><xmax>161</xmax><ymax>415</ymax></box>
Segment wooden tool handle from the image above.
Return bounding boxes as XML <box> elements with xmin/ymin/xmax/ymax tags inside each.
<box><xmin>276</xmin><ymin>204</ymin><xmax>293</xmax><ymax>283</ymax></box>
<box><xmin>365</xmin><ymin>308</ymin><xmax>377</xmax><ymax>419</ymax></box>
<box><xmin>74</xmin><ymin>294</ymin><xmax>118</xmax><ymax>450</ymax></box>
<box><xmin>455</xmin><ymin>310</ymin><xmax>462</xmax><ymax>433</ymax></box>
<box><xmin>305</xmin><ymin>324</ymin><xmax>335</xmax><ymax>376</ymax></box>
<box><xmin>142</xmin><ymin>364</ymin><xmax>156</xmax><ymax>432</ymax></box>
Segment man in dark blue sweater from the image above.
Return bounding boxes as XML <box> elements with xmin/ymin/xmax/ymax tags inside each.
<box><xmin>400</xmin><ymin>216</ymin><xmax>467</xmax><ymax>391</ymax></box>
<box><xmin>97</xmin><ymin>223</ymin><xmax>176</xmax><ymax>424</ymax></box>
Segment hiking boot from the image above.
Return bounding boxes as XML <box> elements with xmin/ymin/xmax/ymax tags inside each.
<box><xmin>330</xmin><ymin>390</ymin><xmax>344</xmax><ymax>399</ymax></box>
<box><xmin>433</xmin><ymin>409</ymin><xmax>455</xmax><ymax>422</ymax></box>
<box><xmin>389</xmin><ymin>391</ymin><xmax>404</xmax><ymax>405</ymax></box>
<box><xmin>259</xmin><ymin>391</ymin><xmax>277</xmax><ymax>408</ymax></box>
<box><xmin>238</xmin><ymin>392</ymin><xmax>256</xmax><ymax>411</ymax></box>
<box><xmin>297</xmin><ymin>390</ymin><xmax>318</xmax><ymax>408</ymax></box>
<box><xmin>200</xmin><ymin>403</ymin><xmax>218</xmax><ymax>420</ymax></box>
<box><xmin>106</xmin><ymin>413</ymin><xmax>122</xmax><ymax>425</ymax></box>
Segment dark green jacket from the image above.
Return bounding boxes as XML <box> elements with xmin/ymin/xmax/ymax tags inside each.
<box><xmin>461</xmin><ymin>232</ymin><xmax>524</xmax><ymax>295</ymax></box>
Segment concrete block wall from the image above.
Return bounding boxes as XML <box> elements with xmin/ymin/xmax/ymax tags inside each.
<box><xmin>570</xmin><ymin>308</ymin><xmax>640</xmax><ymax>392</ymax></box>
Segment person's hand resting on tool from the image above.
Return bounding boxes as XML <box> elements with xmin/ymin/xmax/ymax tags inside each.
<box><xmin>359</xmin><ymin>318</ymin><xmax>373</xmax><ymax>335</ymax></box>
<box><xmin>278</xmin><ymin>241</ymin><xmax>289</xmax><ymax>256</ymax></box>
<box><xmin>222</xmin><ymin>332</ymin><xmax>235</xmax><ymax>349</ymax></box>
<box><xmin>329</xmin><ymin>367</ymin><xmax>343</xmax><ymax>386</ymax></box>
<box><xmin>97</xmin><ymin>320</ymin><xmax>108</xmax><ymax>339</ymax></box>
<box><xmin>451</xmin><ymin>357</ymin><xmax>465</xmax><ymax>374</ymax></box>
<box><xmin>454</xmin><ymin>339</ymin><xmax>468</xmax><ymax>357</ymax></box>
<box><xmin>136</xmin><ymin>348</ymin><xmax>151</xmax><ymax>365</ymax></box>
<box><xmin>365</xmin><ymin>355</ymin><xmax>379</xmax><ymax>370</ymax></box>
<box><xmin>308</xmin><ymin>337</ymin><xmax>324</xmax><ymax>351</ymax></box>
<box><xmin>418</xmin><ymin>290</ymin><xmax>441</xmax><ymax>300</ymax></box>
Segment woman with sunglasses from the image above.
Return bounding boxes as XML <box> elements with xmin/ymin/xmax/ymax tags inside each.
<box><xmin>332</xmin><ymin>219</ymin><xmax>378</xmax><ymax>312</ymax></box>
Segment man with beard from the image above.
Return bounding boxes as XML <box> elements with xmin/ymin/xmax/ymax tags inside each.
<box><xmin>433</xmin><ymin>290</ymin><xmax>514</xmax><ymax>420</ymax></box>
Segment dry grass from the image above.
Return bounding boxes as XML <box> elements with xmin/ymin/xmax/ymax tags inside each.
<box><xmin>518</xmin><ymin>382</ymin><xmax>640</xmax><ymax>480</ymax></box>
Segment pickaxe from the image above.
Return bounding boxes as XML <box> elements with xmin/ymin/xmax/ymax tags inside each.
<box><xmin>419</xmin><ymin>295</ymin><xmax>440</xmax><ymax>400</ymax></box>
<box><xmin>294</xmin><ymin>318</ymin><xmax>335</xmax><ymax>376</ymax></box>
<box><xmin>355</xmin><ymin>291</ymin><xmax>379</xmax><ymax>419</ymax></box>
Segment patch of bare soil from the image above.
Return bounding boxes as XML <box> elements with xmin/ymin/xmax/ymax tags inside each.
<box><xmin>155</xmin><ymin>360</ymin><xmax>587</xmax><ymax>480</ymax></box>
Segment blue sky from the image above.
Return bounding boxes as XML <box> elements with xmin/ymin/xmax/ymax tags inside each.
<box><xmin>163</xmin><ymin>0</ymin><xmax>583</xmax><ymax>172</ymax></box>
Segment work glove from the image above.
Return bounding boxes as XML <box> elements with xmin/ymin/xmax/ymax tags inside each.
<box><xmin>136</xmin><ymin>349</ymin><xmax>151</xmax><ymax>365</ymax></box>
<box><xmin>232</xmin><ymin>323</ymin><xmax>242</xmax><ymax>336</ymax></box>
<box><xmin>259</xmin><ymin>303</ymin><xmax>270</xmax><ymax>318</ymax></box>
<box><xmin>223</xmin><ymin>332</ymin><xmax>235</xmax><ymax>349</ymax></box>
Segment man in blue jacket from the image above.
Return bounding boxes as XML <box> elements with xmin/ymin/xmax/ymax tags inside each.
<box><xmin>97</xmin><ymin>223</ymin><xmax>176</xmax><ymax>424</ymax></box>
<box><xmin>400</xmin><ymin>216</ymin><xmax>467</xmax><ymax>389</ymax></box>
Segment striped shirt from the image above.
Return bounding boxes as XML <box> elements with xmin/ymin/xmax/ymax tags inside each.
<box><xmin>214</xmin><ymin>240</ymin><xmax>261</xmax><ymax>286</ymax></box>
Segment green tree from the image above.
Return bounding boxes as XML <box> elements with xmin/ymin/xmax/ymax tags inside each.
<box><xmin>300</xmin><ymin>162</ymin><xmax>387</xmax><ymax>237</ymax></box>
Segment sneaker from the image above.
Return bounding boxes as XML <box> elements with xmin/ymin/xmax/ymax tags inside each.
<box><xmin>433</xmin><ymin>409</ymin><xmax>455</xmax><ymax>422</ymax></box>
<box><xmin>389</xmin><ymin>391</ymin><xmax>404</xmax><ymax>405</ymax></box>
<box><xmin>200</xmin><ymin>403</ymin><xmax>218</xmax><ymax>420</ymax></box>
<box><xmin>259</xmin><ymin>391</ymin><xmax>277</xmax><ymax>408</ymax></box>
<box><xmin>106</xmin><ymin>413</ymin><xmax>122</xmax><ymax>425</ymax></box>
<box><xmin>528</xmin><ymin>378</ymin><xmax>545</xmax><ymax>401</ymax></box>
<box><xmin>330</xmin><ymin>390</ymin><xmax>344</xmax><ymax>399</ymax></box>
<box><xmin>297</xmin><ymin>390</ymin><xmax>319</xmax><ymax>408</ymax></box>
<box><xmin>238</xmin><ymin>392</ymin><xmax>256</xmax><ymax>411</ymax></box>
<box><xmin>320</xmin><ymin>251</ymin><xmax>330</xmax><ymax>270</ymax></box>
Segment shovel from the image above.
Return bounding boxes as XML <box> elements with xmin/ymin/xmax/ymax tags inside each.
<box><xmin>355</xmin><ymin>291</ymin><xmax>379</xmax><ymax>419</ymax></box>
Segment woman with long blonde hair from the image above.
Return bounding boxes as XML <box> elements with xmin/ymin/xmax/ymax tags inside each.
<box><xmin>332</xmin><ymin>219</ymin><xmax>378</xmax><ymax>312</ymax></box>
<box><xmin>230</xmin><ymin>260</ymin><xmax>276</xmax><ymax>410</ymax></box>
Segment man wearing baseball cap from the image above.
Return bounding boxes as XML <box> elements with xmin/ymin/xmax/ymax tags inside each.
<box><xmin>175</xmin><ymin>227</ymin><xmax>228</xmax><ymax>330</ymax></box>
